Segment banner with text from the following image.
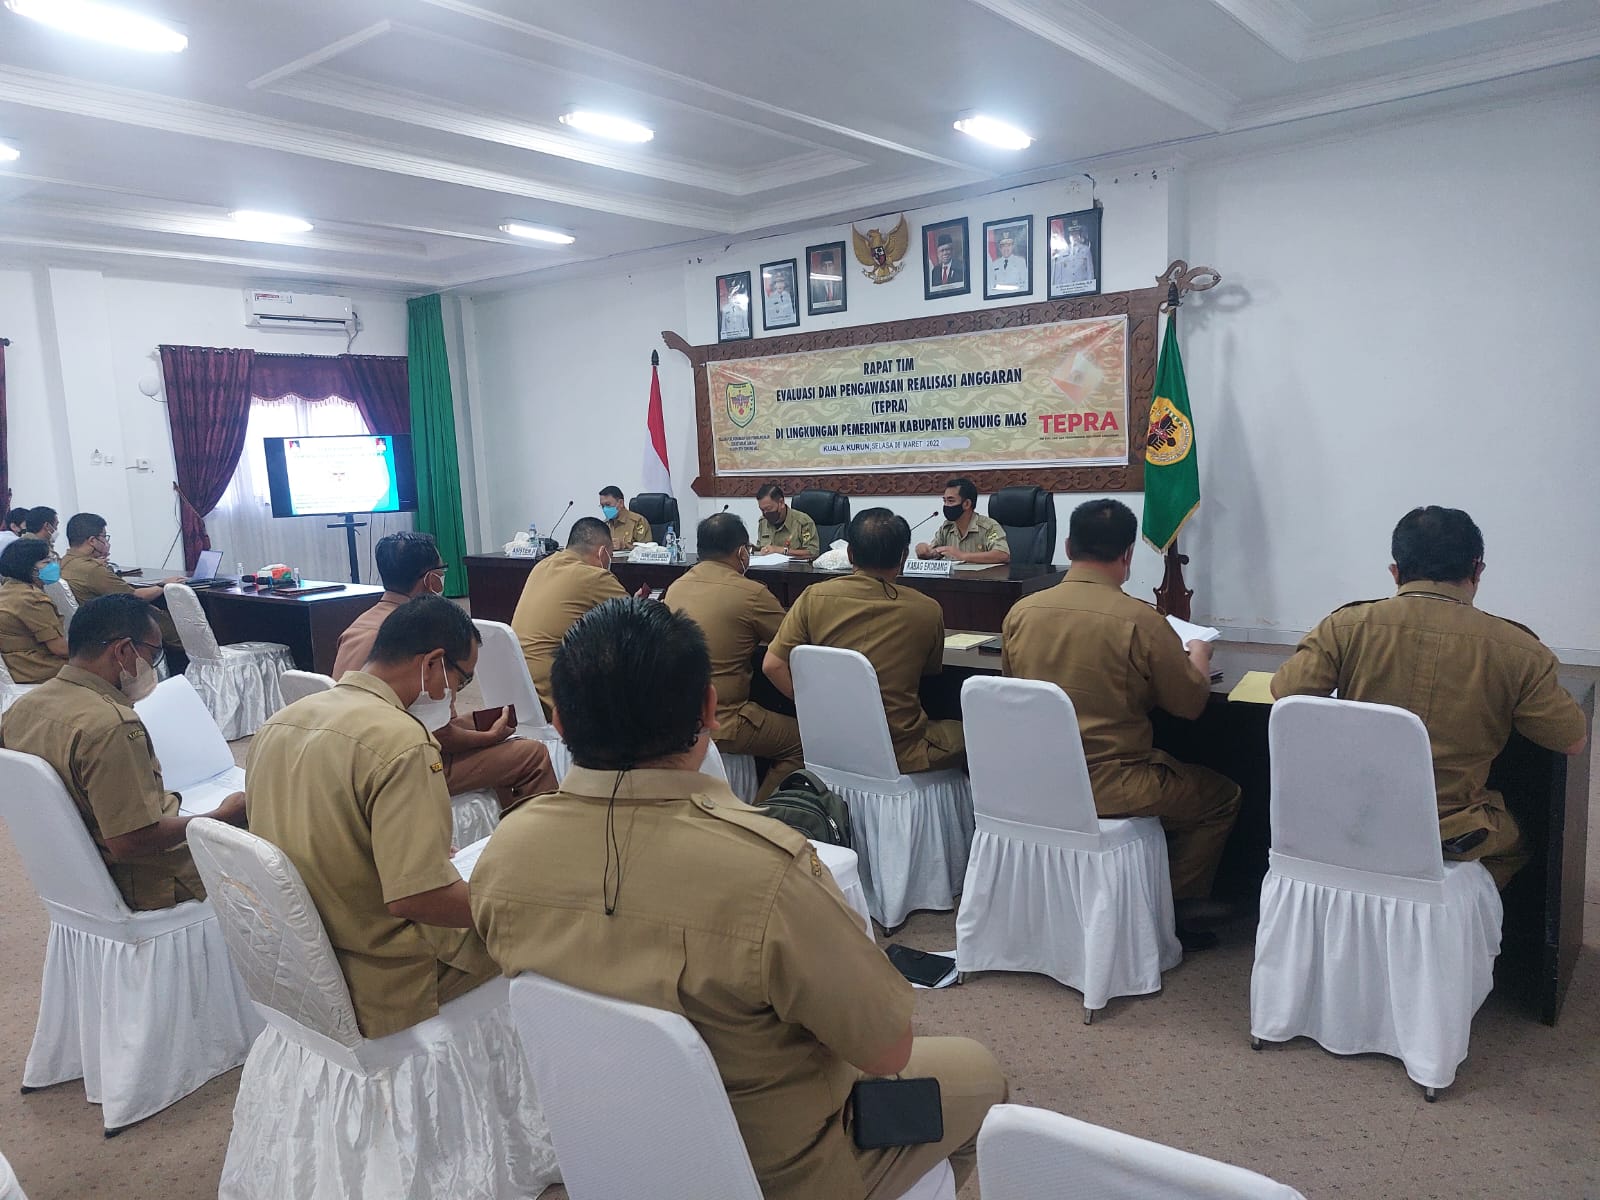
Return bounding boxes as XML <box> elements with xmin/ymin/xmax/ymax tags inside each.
<box><xmin>706</xmin><ymin>315</ymin><xmax>1128</xmax><ymax>476</ymax></box>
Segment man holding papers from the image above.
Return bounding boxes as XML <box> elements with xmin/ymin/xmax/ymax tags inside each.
<box><xmin>1001</xmin><ymin>500</ymin><xmax>1239</xmax><ymax>946</ymax></box>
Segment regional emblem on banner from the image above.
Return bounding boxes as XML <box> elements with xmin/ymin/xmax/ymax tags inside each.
<box><xmin>1145</xmin><ymin>395</ymin><xmax>1193</xmax><ymax>466</ymax></box>
<box><xmin>726</xmin><ymin>380</ymin><xmax>757</xmax><ymax>428</ymax></box>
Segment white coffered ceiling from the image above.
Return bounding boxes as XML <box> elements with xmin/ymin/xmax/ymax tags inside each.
<box><xmin>0</xmin><ymin>0</ymin><xmax>1596</xmax><ymax>294</ymax></box>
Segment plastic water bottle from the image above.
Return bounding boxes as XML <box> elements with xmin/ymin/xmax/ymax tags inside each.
<box><xmin>665</xmin><ymin>524</ymin><xmax>679</xmax><ymax>563</ymax></box>
<box><xmin>527</xmin><ymin>520</ymin><xmax>540</xmax><ymax>556</ymax></box>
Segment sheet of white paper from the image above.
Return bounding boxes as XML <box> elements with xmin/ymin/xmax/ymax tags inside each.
<box><xmin>747</xmin><ymin>552</ymin><xmax>793</xmax><ymax>567</ymax></box>
<box><xmin>176</xmin><ymin>766</ymin><xmax>246</xmax><ymax>816</ymax></box>
<box><xmin>952</xmin><ymin>561</ymin><xmax>993</xmax><ymax>571</ymax></box>
<box><xmin>1166</xmin><ymin>615</ymin><xmax>1221</xmax><ymax>644</ymax></box>
<box><xmin>909</xmin><ymin>948</ymin><xmax>962</xmax><ymax>990</ymax></box>
<box><xmin>452</xmin><ymin>835</ymin><xmax>493</xmax><ymax>881</ymax></box>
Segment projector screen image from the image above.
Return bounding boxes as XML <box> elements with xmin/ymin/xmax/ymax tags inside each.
<box><xmin>263</xmin><ymin>434</ymin><xmax>419</xmax><ymax>518</ymax></box>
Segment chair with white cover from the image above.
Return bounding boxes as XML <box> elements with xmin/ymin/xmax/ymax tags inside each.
<box><xmin>134</xmin><ymin>676</ymin><xmax>245</xmax><ymax>814</ymax></box>
<box><xmin>43</xmin><ymin>578</ymin><xmax>78</xmax><ymax>624</ymax></box>
<box><xmin>185</xmin><ymin>817</ymin><xmax>559</xmax><ymax>1200</ymax></box>
<box><xmin>0</xmin><ymin>1146</ymin><xmax>29</xmax><ymax>1200</ymax></box>
<box><xmin>977</xmin><ymin>1104</ymin><xmax>1306</xmax><ymax>1199</ymax></box>
<box><xmin>0</xmin><ymin>653</ymin><xmax>37</xmax><ymax>718</ymax></box>
<box><xmin>719</xmin><ymin>752</ymin><xmax>759</xmax><ymax>803</ymax></box>
<box><xmin>472</xmin><ymin>619</ymin><xmax>572</xmax><ymax>778</ymax></box>
<box><xmin>164</xmin><ymin>583</ymin><xmax>292</xmax><ymax>739</ymax></box>
<box><xmin>789</xmin><ymin>645</ymin><xmax>973</xmax><ymax>928</ymax></box>
<box><xmin>0</xmin><ymin>750</ymin><xmax>260</xmax><ymax>1134</ymax></box>
<box><xmin>509</xmin><ymin>971</ymin><xmax>955</xmax><ymax>1200</ymax></box>
<box><xmin>1250</xmin><ymin>696</ymin><xmax>1503</xmax><ymax>1098</ymax></box>
<box><xmin>278</xmin><ymin>669</ymin><xmax>335</xmax><ymax>706</ymax></box>
<box><xmin>955</xmin><ymin>677</ymin><xmax>1180</xmax><ymax>1021</ymax></box>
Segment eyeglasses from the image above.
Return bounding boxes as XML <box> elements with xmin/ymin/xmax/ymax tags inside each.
<box><xmin>100</xmin><ymin>638</ymin><xmax>165</xmax><ymax>669</ymax></box>
<box><xmin>444</xmin><ymin>655</ymin><xmax>473</xmax><ymax>690</ymax></box>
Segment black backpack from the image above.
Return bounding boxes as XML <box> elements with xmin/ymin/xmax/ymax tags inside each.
<box><xmin>755</xmin><ymin>769</ymin><xmax>853</xmax><ymax>849</ymax></box>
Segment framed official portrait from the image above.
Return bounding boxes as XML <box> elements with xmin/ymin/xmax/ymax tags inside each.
<box><xmin>982</xmin><ymin>215</ymin><xmax>1033</xmax><ymax>301</ymax></box>
<box><xmin>922</xmin><ymin>216</ymin><xmax>971</xmax><ymax>300</ymax></box>
<box><xmin>715</xmin><ymin>270</ymin><xmax>753</xmax><ymax>343</ymax></box>
<box><xmin>805</xmin><ymin>240</ymin><xmax>848</xmax><ymax>316</ymax></box>
<box><xmin>1047</xmin><ymin>207</ymin><xmax>1102</xmax><ymax>299</ymax></box>
<box><xmin>760</xmin><ymin>258</ymin><xmax>800</xmax><ymax>331</ymax></box>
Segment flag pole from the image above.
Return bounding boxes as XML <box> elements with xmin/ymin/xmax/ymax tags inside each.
<box><xmin>1154</xmin><ymin>278</ymin><xmax>1193</xmax><ymax>619</ymax></box>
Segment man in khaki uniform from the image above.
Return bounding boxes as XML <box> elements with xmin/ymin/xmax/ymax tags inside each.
<box><xmin>1002</xmin><ymin>500</ymin><xmax>1239</xmax><ymax>938</ymax></box>
<box><xmin>511</xmin><ymin>517</ymin><xmax>644</xmax><ymax>718</ymax></box>
<box><xmin>599</xmin><ymin>485</ymin><xmax>653</xmax><ymax>550</ymax></box>
<box><xmin>472</xmin><ymin>598</ymin><xmax>1006</xmax><ymax>1200</ymax></box>
<box><xmin>755</xmin><ymin>483</ymin><xmax>820</xmax><ymax>559</ymax></box>
<box><xmin>916</xmin><ymin>477</ymin><xmax>1010</xmax><ymax>565</ymax></box>
<box><xmin>764</xmin><ymin>508</ymin><xmax>964</xmax><ymax>773</ymax></box>
<box><xmin>664</xmin><ymin>512</ymin><xmax>801</xmax><ymax>800</ymax></box>
<box><xmin>333</xmin><ymin>532</ymin><xmax>556</xmax><ymax>809</ymax></box>
<box><xmin>0</xmin><ymin>595</ymin><xmax>245</xmax><ymax>910</ymax></box>
<box><xmin>1272</xmin><ymin>506</ymin><xmax>1588</xmax><ymax>889</ymax></box>
<box><xmin>60</xmin><ymin>513</ymin><xmax>186</xmax><ymax>666</ymax></box>
<box><xmin>248</xmin><ymin>595</ymin><xmax>497</xmax><ymax>1039</ymax></box>
<box><xmin>0</xmin><ymin>538</ymin><xmax>68</xmax><ymax>683</ymax></box>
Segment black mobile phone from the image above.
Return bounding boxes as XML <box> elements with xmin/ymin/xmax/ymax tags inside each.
<box><xmin>885</xmin><ymin>944</ymin><xmax>956</xmax><ymax>988</ymax></box>
<box><xmin>850</xmin><ymin>1077</ymin><xmax>943</xmax><ymax>1149</ymax></box>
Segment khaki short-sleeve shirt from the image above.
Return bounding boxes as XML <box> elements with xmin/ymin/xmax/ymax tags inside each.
<box><xmin>768</xmin><ymin>573</ymin><xmax>945</xmax><ymax>763</ymax></box>
<box><xmin>0</xmin><ymin>665</ymin><xmax>202</xmax><ymax>909</ymax></box>
<box><xmin>60</xmin><ymin>550</ymin><xmax>182</xmax><ymax>645</ymax></box>
<box><xmin>1002</xmin><ymin>565</ymin><xmax>1210</xmax><ymax>782</ymax></box>
<box><xmin>0</xmin><ymin>578</ymin><xmax>67</xmax><ymax>683</ymax></box>
<box><xmin>930</xmin><ymin>511</ymin><xmax>1010</xmax><ymax>555</ymax></box>
<box><xmin>331</xmin><ymin>593</ymin><xmax>406</xmax><ymax>680</ymax></box>
<box><xmin>664</xmin><ymin>559</ymin><xmax>786</xmax><ymax>721</ymax></box>
<box><xmin>756</xmin><ymin>507</ymin><xmax>820</xmax><ymax>555</ymax></box>
<box><xmin>471</xmin><ymin>767</ymin><xmax>914</xmax><ymax>1200</ymax></box>
<box><xmin>607</xmin><ymin>508</ymin><xmax>655</xmax><ymax>550</ymax></box>
<box><xmin>510</xmin><ymin>550</ymin><xmax>629</xmax><ymax>714</ymax></box>
<box><xmin>1272</xmin><ymin>580</ymin><xmax>1587</xmax><ymax>817</ymax></box>
<box><xmin>245</xmin><ymin>671</ymin><xmax>463</xmax><ymax>1038</ymax></box>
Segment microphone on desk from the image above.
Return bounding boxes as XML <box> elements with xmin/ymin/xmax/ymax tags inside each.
<box><xmin>722</xmin><ymin>504</ymin><xmax>730</xmax><ymax>512</ymax></box>
<box><xmin>543</xmin><ymin>500</ymin><xmax>574</xmax><ymax>551</ymax></box>
<box><xmin>908</xmin><ymin>510</ymin><xmax>940</xmax><ymax>534</ymax></box>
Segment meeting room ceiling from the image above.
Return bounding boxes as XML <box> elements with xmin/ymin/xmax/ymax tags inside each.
<box><xmin>0</xmin><ymin>0</ymin><xmax>1596</xmax><ymax>294</ymax></box>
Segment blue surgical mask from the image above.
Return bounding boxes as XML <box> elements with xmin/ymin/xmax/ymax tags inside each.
<box><xmin>37</xmin><ymin>561</ymin><xmax>61</xmax><ymax>585</ymax></box>
<box><xmin>601</xmin><ymin>505</ymin><xmax>619</xmax><ymax>521</ymax></box>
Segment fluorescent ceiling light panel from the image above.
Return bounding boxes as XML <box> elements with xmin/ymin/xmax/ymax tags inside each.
<box><xmin>229</xmin><ymin>210</ymin><xmax>313</xmax><ymax>235</ymax></box>
<box><xmin>499</xmin><ymin>222</ymin><xmax>576</xmax><ymax>246</ymax></box>
<box><xmin>953</xmin><ymin>115</ymin><xmax>1033</xmax><ymax>150</ymax></box>
<box><xmin>5</xmin><ymin>0</ymin><xmax>188</xmax><ymax>53</ymax></box>
<box><xmin>0</xmin><ymin>142</ymin><xmax>19</xmax><ymax>162</ymax></box>
<box><xmin>559</xmin><ymin>110</ymin><xmax>654</xmax><ymax>143</ymax></box>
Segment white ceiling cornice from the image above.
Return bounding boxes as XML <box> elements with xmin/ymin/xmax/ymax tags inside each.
<box><xmin>1209</xmin><ymin>0</ymin><xmax>1570</xmax><ymax>61</ymax></box>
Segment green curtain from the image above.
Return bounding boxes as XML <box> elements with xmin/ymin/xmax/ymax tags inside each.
<box><xmin>406</xmin><ymin>294</ymin><xmax>469</xmax><ymax>597</ymax></box>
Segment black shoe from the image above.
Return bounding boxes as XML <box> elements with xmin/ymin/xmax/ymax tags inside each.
<box><xmin>1175</xmin><ymin>898</ymin><xmax>1238</xmax><ymax>927</ymax></box>
<box><xmin>1177</xmin><ymin>925</ymin><xmax>1219</xmax><ymax>952</ymax></box>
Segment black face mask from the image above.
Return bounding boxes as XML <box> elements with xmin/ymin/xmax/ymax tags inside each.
<box><xmin>942</xmin><ymin>504</ymin><xmax>965</xmax><ymax>522</ymax></box>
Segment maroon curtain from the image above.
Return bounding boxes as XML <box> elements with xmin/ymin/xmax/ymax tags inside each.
<box><xmin>249</xmin><ymin>353</ymin><xmax>353</xmax><ymax>403</ymax></box>
<box><xmin>0</xmin><ymin>339</ymin><xmax>9</xmax><ymax>512</ymax></box>
<box><xmin>160</xmin><ymin>345</ymin><xmax>256</xmax><ymax>570</ymax></box>
<box><xmin>343</xmin><ymin>354</ymin><xmax>411</xmax><ymax>435</ymax></box>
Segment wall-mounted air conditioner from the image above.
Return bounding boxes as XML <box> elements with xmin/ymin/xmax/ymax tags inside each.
<box><xmin>244</xmin><ymin>289</ymin><xmax>356</xmax><ymax>334</ymax></box>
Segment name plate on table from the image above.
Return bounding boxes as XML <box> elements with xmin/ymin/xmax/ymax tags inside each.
<box><xmin>629</xmin><ymin>545</ymin><xmax>673</xmax><ymax>564</ymax></box>
<box><xmin>903</xmin><ymin>558</ymin><xmax>954</xmax><ymax>578</ymax></box>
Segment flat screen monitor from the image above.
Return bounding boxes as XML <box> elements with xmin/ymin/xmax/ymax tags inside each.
<box><xmin>263</xmin><ymin>434</ymin><xmax>418</xmax><ymax>518</ymax></box>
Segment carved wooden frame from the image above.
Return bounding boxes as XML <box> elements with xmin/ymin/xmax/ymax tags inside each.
<box><xmin>666</xmin><ymin>259</ymin><xmax>1217</xmax><ymax>499</ymax></box>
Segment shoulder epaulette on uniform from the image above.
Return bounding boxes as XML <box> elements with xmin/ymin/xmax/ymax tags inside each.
<box><xmin>696</xmin><ymin>792</ymin><xmax>808</xmax><ymax>858</ymax></box>
<box><xmin>1485</xmin><ymin>612</ymin><xmax>1541</xmax><ymax>641</ymax></box>
<box><xmin>1332</xmin><ymin>598</ymin><xmax>1384</xmax><ymax>615</ymax></box>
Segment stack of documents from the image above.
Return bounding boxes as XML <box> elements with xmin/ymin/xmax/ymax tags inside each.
<box><xmin>1166</xmin><ymin>615</ymin><xmax>1221</xmax><ymax>644</ymax></box>
<box><xmin>747</xmin><ymin>552</ymin><xmax>792</xmax><ymax>568</ymax></box>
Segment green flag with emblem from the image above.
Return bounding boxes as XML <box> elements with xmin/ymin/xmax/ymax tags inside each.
<box><xmin>1141</xmin><ymin>309</ymin><xmax>1200</xmax><ymax>552</ymax></box>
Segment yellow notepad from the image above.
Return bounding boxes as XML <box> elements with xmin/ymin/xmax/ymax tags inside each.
<box><xmin>944</xmin><ymin>632</ymin><xmax>992</xmax><ymax>650</ymax></box>
<box><xmin>1227</xmin><ymin>671</ymin><xmax>1277</xmax><ymax>705</ymax></box>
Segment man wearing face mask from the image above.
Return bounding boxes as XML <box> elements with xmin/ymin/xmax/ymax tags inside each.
<box><xmin>60</xmin><ymin>513</ymin><xmax>187</xmax><ymax>671</ymax></box>
<box><xmin>755</xmin><ymin>484</ymin><xmax>820</xmax><ymax>560</ymax></box>
<box><xmin>0</xmin><ymin>595</ymin><xmax>246</xmax><ymax>911</ymax></box>
<box><xmin>599</xmin><ymin>486</ymin><xmax>653</xmax><ymax>551</ymax></box>
<box><xmin>246</xmin><ymin>595</ymin><xmax>500</xmax><ymax>1038</ymax></box>
<box><xmin>332</xmin><ymin>532</ymin><xmax>556</xmax><ymax>810</ymax></box>
<box><xmin>512</xmin><ymin>517</ymin><xmax>648</xmax><ymax>719</ymax></box>
<box><xmin>664</xmin><ymin>513</ymin><xmax>802</xmax><ymax>800</ymax></box>
<box><xmin>20</xmin><ymin>506</ymin><xmax>59</xmax><ymax>552</ymax></box>
<box><xmin>916</xmin><ymin>478</ymin><xmax>1009</xmax><ymax>565</ymax></box>
<box><xmin>764</xmin><ymin>508</ymin><xmax>964</xmax><ymax>774</ymax></box>
<box><xmin>1000</xmin><ymin>500</ymin><xmax>1239</xmax><ymax>948</ymax></box>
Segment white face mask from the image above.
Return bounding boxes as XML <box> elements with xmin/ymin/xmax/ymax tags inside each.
<box><xmin>119</xmin><ymin>655</ymin><xmax>158</xmax><ymax>703</ymax></box>
<box><xmin>407</xmin><ymin>660</ymin><xmax>454</xmax><ymax>731</ymax></box>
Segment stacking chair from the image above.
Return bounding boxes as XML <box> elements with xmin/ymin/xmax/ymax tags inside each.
<box><xmin>133</xmin><ymin>676</ymin><xmax>245</xmax><ymax>813</ymax></box>
<box><xmin>0</xmin><ymin>750</ymin><xmax>259</xmax><ymax>1134</ymax></box>
<box><xmin>1250</xmin><ymin>696</ymin><xmax>1503</xmax><ymax>1099</ymax></box>
<box><xmin>986</xmin><ymin>486</ymin><xmax>1056</xmax><ymax>566</ymax></box>
<box><xmin>789</xmin><ymin>645</ymin><xmax>972</xmax><ymax>928</ymax></box>
<box><xmin>43</xmin><ymin>578</ymin><xmax>79</xmax><ymax>624</ymax></box>
<box><xmin>279</xmin><ymin>668</ymin><xmax>335</xmax><ymax>705</ymax></box>
<box><xmin>163</xmin><ymin>583</ymin><xmax>292</xmax><ymax>738</ymax></box>
<box><xmin>0</xmin><ymin>1147</ymin><xmax>29</xmax><ymax>1200</ymax></box>
<box><xmin>509</xmin><ymin>972</ymin><xmax>955</xmax><ymax>1200</ymax></box>
<box><xmin>955</xmin><ymin>677</ymin><xmax>1180</xmax><ymax>1021</ymax></box>
<box><xmin>977</xmin><ymin>1104</ymin><xmax>1306</xmax><ymax>1199</ymax></box>
<box><xmin>186</xmin><ymin>818</ymin><xmax>559</xmax><ymax>1200</ymax></box>
<box><xmin>628</xmin><ymin>492</ymin><xmax>682</xmax><ymax>544</ymax></box>
<box><xmin>472</xmin><ymin>619</ymin><xmax>573</xmax><ymax>778</ymax></box>
<box><xmin>0</xmin><ymin>653</ymin><xmax>38</xmax><ymax>719</ymax></box>
<box><xmin>790</xmin><ymin>488</ymin><xmax>851</xmax><ymax>547</ymax></box>
<box><xmin>699</xmin><ymin>741</ymin><xmax>755</xmax><ymax>804</ymax></box>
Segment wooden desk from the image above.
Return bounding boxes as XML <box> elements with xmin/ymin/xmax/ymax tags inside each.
<box><xmin>463</xmin><ymin>552</ymin><xmax>1060</xmax><ymax>633</ymax></box>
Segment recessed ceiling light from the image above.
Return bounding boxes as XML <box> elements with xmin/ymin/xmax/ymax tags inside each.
<box><xmin>500</xmin><ymin>222</ymin><xmax>576</xmax><ymax>246</ymax></box>
<box><xmin>5</xmin><ymin>0</ymin><xmax>188</xmax><ymax>53</ymax></box>
<box><xmin>229</xmin><ymin>210</ymin><xmax>313</xmax><ymax>235</ymax></box>
<box><xmin>559</xmin><ymin>110</ymin><xmax>654</xmax><ymax>144</ymax></box>
<box><xmin>0</xmin><ymin>142</ymin><xmax>19</xmax><ymax>162</ymax></box>
<box><xmin>953</xmin><ymin>115</ymin><xmax>1033</xmax><ymax>151</ymax></box>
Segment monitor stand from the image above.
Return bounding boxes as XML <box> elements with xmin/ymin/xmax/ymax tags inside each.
<box><xmin>326</xmin><ymin>513</ymin><xmax>367</xmax><ymax>584</ymax></box>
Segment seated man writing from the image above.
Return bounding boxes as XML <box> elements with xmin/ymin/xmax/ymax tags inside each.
<box><xmin>333</xmin><ymin>532</ymin><xmax>555</xmax><ymax>809</ymax></box>
<box><xmin>471</xmin><ymin>597</ymin><xmax>1006</xmax><ymax>1200</ymax></box>
<box><xmin>59</xmin><ymin>512</ymin><xmax>187</xmax><ymax>671</ymax></box>
<box><xmin>1272</xmin><ymin>506</ymin><xmax>1587</xmax><ymax>888</ymax></box>
<box><xmin>0</xmin><ymin>594</ymin><xmax>246</xmax><ymax>909</ymax></box>
<box><xmin>755</xmin><ymin>484</ymin><xmax>820</xmax><ymax>560</ymax></box>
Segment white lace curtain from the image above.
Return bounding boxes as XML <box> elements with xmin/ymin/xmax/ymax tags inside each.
<box><xmin>205</xmin><ymin>395</ymin><xmax>413</xmax><ymax>586</ymax></box>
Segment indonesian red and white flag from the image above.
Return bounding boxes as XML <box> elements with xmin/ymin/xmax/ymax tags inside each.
<box><xmin>642</xmin><ymin>357</ymin><xmax>673</xmax><ymax>495</ymax></box>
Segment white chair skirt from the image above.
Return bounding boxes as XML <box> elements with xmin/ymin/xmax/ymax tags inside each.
<box><xmin>219</xmin><ymin>983</ymin><xmax>559</xmax><ymax>1200</ymax></box>
<box><xmin>811</xmin><ymin>841</ymin><xmax>872</xmax><ymax>929</ymax></box>
<box><xmin>721</xmin><ymin>752</ymin><xmax>759</xmax><ymax>804</ymax></box>
<box><xmin>518</xmin><ymin>725</ymin><xmax>572</xmax><ymax>782</ymax></box>
<box><xmin>450</xmin><ymin>789</ymin><xmax>501</xmax><ymax>847</ymax></box>
<box><xmin>0</xmin><ymin>1147</ymin><xmax>29</xmax><ymax>1200</ymax></box>
<box><xmin>1250</xmin><ymin>856</ymin><xmax>1501</xmax><ymax>1089</ymax></box>
<box><xmin>836</xmin><ymin>769</ymin><xmax>973</xmax><ymax>929</ymax></box>
<box><xmin>25</xmin><ymin>911</ymin><xmax>261</xmax><ymax>1129</ymax></box>
<box><xmin>956</xmin><ymin>818</ymin><xmax>1181</xmax><ymax>1012</ymax></box>
<box><xmin>186</xmin><ymin>643</ymin><xmax>293</xmax><ymax>740</ymax></box>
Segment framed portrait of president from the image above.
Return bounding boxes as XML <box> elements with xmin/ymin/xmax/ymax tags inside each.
<box><xmin>805</xmin><ymin>240</ymin><xmax>848</xmax><ymax>316</ymax></box>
